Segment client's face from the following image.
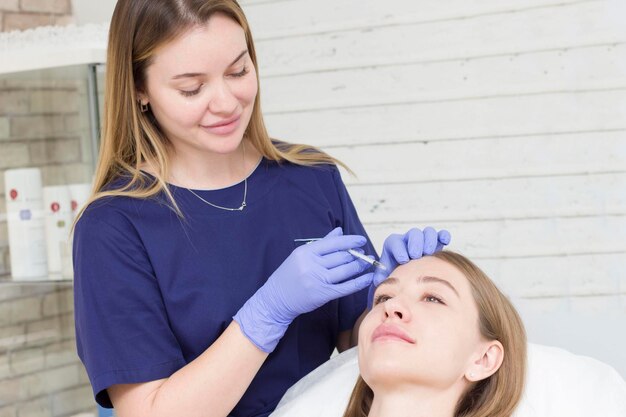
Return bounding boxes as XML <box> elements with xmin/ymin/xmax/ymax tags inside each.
<box><xmin>359</xmin><ymin>256</ymin><xmax>482</xmax><ymax>391</ymax></box>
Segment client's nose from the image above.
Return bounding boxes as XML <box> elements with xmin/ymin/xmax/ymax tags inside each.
<box><xmin>383</xmin><ymin>297</ymin><xmax>410</xmax><ymax>321</ymax></box>
<box><xmin>387</xmin><ymin>310</ymin><xmax>403</xmax><ymax>319</ymax></box>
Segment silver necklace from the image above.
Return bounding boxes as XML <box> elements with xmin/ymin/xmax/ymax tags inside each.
<box><xmin>185</xmin><ymin>143</ymin><xmax>248</xmax><ymax>212</ymax></box>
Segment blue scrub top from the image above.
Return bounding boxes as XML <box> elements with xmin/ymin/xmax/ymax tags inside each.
<box><xmin>73</xmin><ymin>158</ymin><xmax>376</xmax><ymax>417</ymax></box>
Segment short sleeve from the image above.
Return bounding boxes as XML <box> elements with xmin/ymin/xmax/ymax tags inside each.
<box><xmin>330</xmin><ymin>167</ymin><xmax>378</xmax><ymax>331</ymax></box>
<box><xmin>73</xmin><ymin>206</ymin><xmax>186</xmax><ymax>408</ymax></box>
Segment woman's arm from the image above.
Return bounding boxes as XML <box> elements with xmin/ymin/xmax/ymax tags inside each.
<box><xmin>109</xmin><ymin>322</ymin><xmax>266</xmax><ymax>417</ymax></box>
<box><xmin>109</xmin><ymin>228</ymin><xmax>373</xmax><ymax>417</ymax></box>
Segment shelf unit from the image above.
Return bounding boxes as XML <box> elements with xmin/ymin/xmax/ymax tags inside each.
<box><xmin>0</xmin><ymin>23</ymin><xmax>109</xmax><ymax>417</ymax></box>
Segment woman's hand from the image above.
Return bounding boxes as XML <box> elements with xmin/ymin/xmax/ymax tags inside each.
<box><xmin>368</xmin><ymin>227</ymin><xmax>451</xmax><ymax>307</ymax></box>
<box><xmin>234</xmin><ymin>227</ymin><xmax>373</xmax><ymax>352</ymax></box>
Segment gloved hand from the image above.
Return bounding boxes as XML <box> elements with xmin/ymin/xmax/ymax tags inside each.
<box><xmin>368</xmin><ymin>227</ymin><xmax>451</xmax><ymax>308</ymax></box>
<box><xmin>234</xmin><ymin>227</ymin><xmax>374</xmax><ymax>353</ymax></box>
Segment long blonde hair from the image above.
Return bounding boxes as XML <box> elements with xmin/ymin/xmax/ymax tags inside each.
<box><xmin>76</xmin><ymin>0</ymin><xmax>346</xmax><ymax>223</ymax></box>
<box><xmin>343</xmin><ymin>251</ymin><xmax>527</xmax><ymax>417</ymax></box>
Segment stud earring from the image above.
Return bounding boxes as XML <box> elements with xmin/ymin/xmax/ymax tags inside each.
<box><xmin>469</xmin><ymin>372</ymin><xmax>475</xmax><ymax>379</ymax></box>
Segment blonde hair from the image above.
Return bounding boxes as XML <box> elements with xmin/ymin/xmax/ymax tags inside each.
<box><xmin>343</xmin><ymin>251</ymin><xmax>527</xmax><ymax>417</ymax></box>
<box><xmin>75</xmin><ymin>0</ymin><xmax>347</xmax><ymax>223</ymax></box>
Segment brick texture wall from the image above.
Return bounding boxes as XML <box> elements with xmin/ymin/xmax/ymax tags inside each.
<box><xmin>0</xmin><ymin>2</ymin><xmax>97</xmax><ymax>416</ymax></box>
<box><xmin>0</xmin><ymin>284</ymin><xmax>95</xmax><ymax>417</ymax></box>
<box><xmin>0</xmin><ymin>0</ymin><xmax>73</xmax><ymax>32</ymax></box>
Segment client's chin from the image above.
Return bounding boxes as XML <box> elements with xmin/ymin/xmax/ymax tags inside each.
<box><xmin>359</xmin><ymin>355</ymin><xmax>422</xmax><ymax>388</ymax></box>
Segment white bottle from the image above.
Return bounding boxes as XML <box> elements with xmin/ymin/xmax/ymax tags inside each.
<box><xmin>4</xmin><ymin>168</ymin><xmax>48</xmax><ymax>280</ymax></box>
<box><xmin>43</xmin><ymin>185</ymin><xmax>73</xmax><ymax>279</ymax></box>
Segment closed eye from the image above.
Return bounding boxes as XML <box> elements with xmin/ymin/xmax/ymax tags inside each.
<box><xmin>179</xmin><ymin>66</ymin><xmax>248</xmax><ymax>98</ymax></box>
<box><xmin>180</xmin><ymin>85</ymin><xmax>203</xmax><ymax>97</ymax></box>
<box><xmin>231</xmin><ymin>66</ymin><xmax>249</xmax><ymax>78</ymax></box>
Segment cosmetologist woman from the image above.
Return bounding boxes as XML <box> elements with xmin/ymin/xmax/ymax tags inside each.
<box><xmin>72</xmin><ymin>1</ymin><xmax>450</xmax><ymax>416</ymax></box>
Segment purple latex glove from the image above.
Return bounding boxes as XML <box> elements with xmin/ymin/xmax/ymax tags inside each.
<box><xmin>234</xmin><ymin>227</ymin><xmax>374</xmax><ymax>352</ymax></box>
<box><xmin>368</xmin><ymin>227</ymin><xmax>451</xmax><ymax>308</ymax></box>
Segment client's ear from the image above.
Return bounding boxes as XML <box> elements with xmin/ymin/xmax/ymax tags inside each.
<box><xmin>465</xmin><ymin>340</ymin><xmax>504</xmax><ymax>382</ymax></box>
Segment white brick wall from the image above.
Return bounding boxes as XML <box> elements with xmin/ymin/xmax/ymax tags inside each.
<box><xmin>10</xmin><ymin>115</ymin><xmax>66</xmax><ymax>139</ymax></box>
<box><xmin>0</xmin><ymin>91</ymin><xmax>29</xmax><ymax>114</ymax></box>
<box><xmin>0</xmin><ymin>286</ymin><xmax>92</xmax><ymax>416</ymax></box>
<box><xmin>0</xmin><ymin>117</ymin><xmax>9</xmax><ymax>140</ymax></box>
<box><xmin>240</xmin><ymin>0</ymin><xmax>626</xmax><ymax>376</ymax></box>
<box><xmin>0</xmin><ymin>143</ymin><xmax>29</xmax><ymax>168</ymax></box>
<box><xmin>0</xmin><ymin>0</ymin><xmax>72</xmax><ymax>32</ymax></box>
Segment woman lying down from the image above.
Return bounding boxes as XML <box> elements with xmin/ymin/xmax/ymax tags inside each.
<box><xmin>343</xmin><ymin>251</ymin><xmax>527</xmax><ymax>417</ymax></box>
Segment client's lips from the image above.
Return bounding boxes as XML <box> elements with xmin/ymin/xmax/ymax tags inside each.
<box><xmin>371</xmin><ymin>323</ymin><xmax>416</xmax><ymax>344</ymax></box>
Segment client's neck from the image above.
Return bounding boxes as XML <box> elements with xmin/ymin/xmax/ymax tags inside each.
<box><xmin>367</xmin><ymin>386</ymin><xmax>458</xmax><ymax>417</ymax></box>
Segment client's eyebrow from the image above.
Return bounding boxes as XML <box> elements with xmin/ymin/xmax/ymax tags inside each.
<box><xmin>377</xmin><ymin>277</ymin><xmax>399</xmax><ymax>287</ymax></box>
<box><xmin>171</xmin><ymin>49</ymin><xmax>249</xmax><ymax>80</ymax></box>
<box><xmin>378</xmin><ymin>275</ymin><xmax>459</xmax><ymax>297</ymax></box>
<box><xmin>418</xmin><ymin>276</ymin><xmax>459</xmax><ymax>297</ymax></box>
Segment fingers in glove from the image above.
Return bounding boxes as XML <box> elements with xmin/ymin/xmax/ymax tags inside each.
<box><xmin>385</xmin><ymin>234</ymin><xmax>410</xmax><ymax>264</ymax></box>
<box><xmin>318</xmin><ymin>250</ymin><xmax>358</xmax><ymax>269</ymax></box>
<box><xmin>332</xmin><ymin>272</ymin><xmax>374</xmax><ymax>297</ymax></box>
<box><xmin>405</xmin><ymin>228</ymin><xmax>426</xmax><ymax>259</ymax></box>
<box><xmin>310</xmin><ymin>234</ymin><xmax>367</xmax><ymax>256</ymax></box>
<box><xmin>327</xmin><ymin>258</ymin><xmax>371</xmax><ymax>284</ymax></box>
<box><xmin>423</xmin><ymin>226</ymin><xmax>438</xmax><ymax>255</ymax></box>
<box><xmin>435</xmin><ymin>229</ymin><xmax>451</xmax><ymax>252</ymax></box>
<box><xmin>372</xmin><ymin>265</ymin><xmax>391</xmax><ymax>287</ymax></box>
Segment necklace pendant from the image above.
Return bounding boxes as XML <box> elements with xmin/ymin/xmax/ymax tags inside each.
<box><xmin>238</xmin><ymin>202</ymin><xmax>247</xmax><ymax>211</ymax></box>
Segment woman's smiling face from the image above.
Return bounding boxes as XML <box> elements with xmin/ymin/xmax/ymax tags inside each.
<box><xmin>139</xmin><ymin>13</ymin><xmax>258</xmax><ymax>156</ymax></box>
<box><xmin>358</xmin><ymin>256</ymin><xmax>484</xmax><ymax>390</ymax></box>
